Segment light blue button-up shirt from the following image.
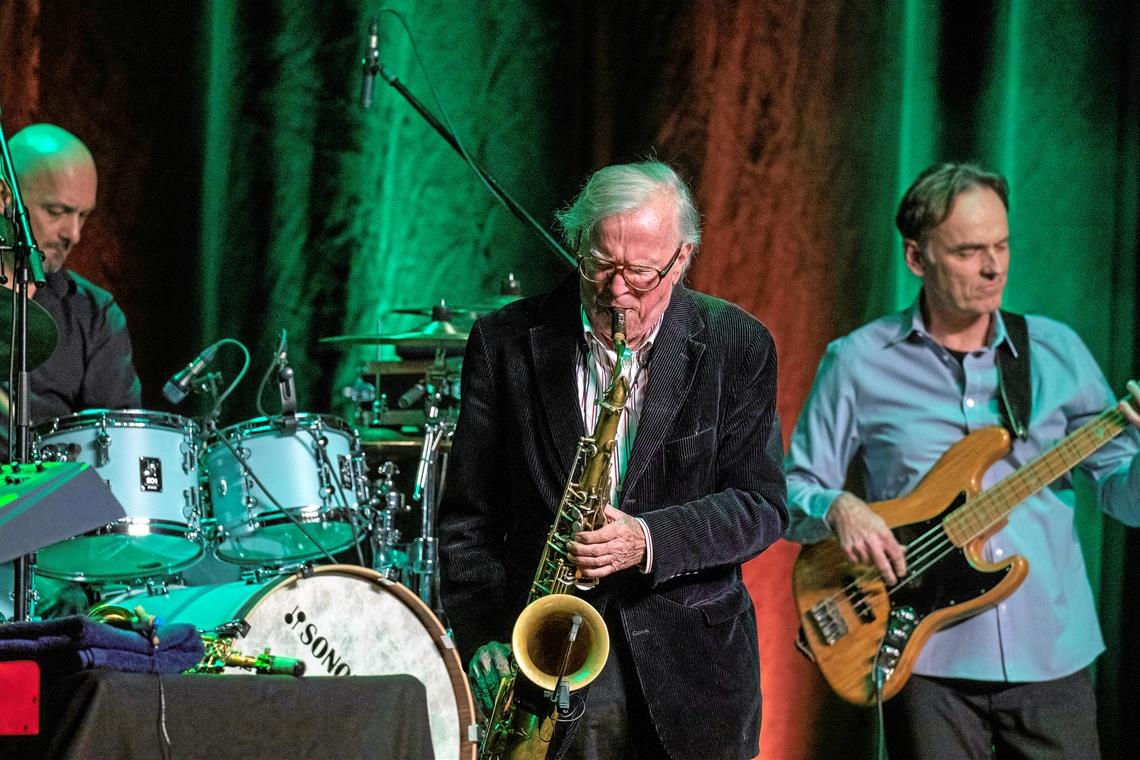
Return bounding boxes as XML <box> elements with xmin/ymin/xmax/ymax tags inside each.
<box><xmin>785</xmin><ymin>302</ymin><xmax>1140</xmax><ymax>681</ymax></box>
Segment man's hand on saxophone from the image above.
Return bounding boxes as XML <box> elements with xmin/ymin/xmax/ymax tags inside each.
<box><xmin>468</xmin><ymin>640</ymin><xmax>513</xmax><ymax>715</ymax></box>
<box><xmin>567</xmin><ymin>505</ymin><xmax>647</xmax><ymax>578</ymax></box>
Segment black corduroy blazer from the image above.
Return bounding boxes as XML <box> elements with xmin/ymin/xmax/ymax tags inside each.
<box><xmin>438</xmin><ymin>275</ymin><xmax>788</xmax><ymax>760</ymax></box>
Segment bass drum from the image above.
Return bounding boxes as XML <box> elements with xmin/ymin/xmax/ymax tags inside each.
<box><xmin>104</xmin><ymin>565</ymin><xmax>475</xmax><ymax>760</ymax></box>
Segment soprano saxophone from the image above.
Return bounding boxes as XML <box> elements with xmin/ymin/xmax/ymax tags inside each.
<box><xmin>478</xmin><ymin>309</ymin><xmax>632</xmax><ymax>760</ymax></box>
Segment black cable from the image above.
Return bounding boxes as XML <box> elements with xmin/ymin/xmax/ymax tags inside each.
<box><xmin>254</xmin><ymin>329</ymin><xmax>288</xmax><ymax>418</ymax></box>
<box><xmin>872</xmin><ymin>644</ymin><xmax>888</xmax><ymax>760</ymax></box>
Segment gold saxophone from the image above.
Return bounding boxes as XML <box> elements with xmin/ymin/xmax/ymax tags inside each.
<box><xmin>478</xmin><ymin>309</ymin><xmax>632</xmax><ymax>760</ymax></box>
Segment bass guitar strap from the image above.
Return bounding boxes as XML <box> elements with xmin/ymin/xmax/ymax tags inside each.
<box><xmin>997</xmin><ymin>311</ymin><xmax>1031</xmax><ymax>441</ymax></box>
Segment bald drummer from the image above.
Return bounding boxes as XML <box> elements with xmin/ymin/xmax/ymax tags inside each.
<box><xmin>0</xmin><ymin>123</ymin><xmax>141</xmax><ymax>435</ymax></box>
<box><xmin>1</xmin><ymin>124</ymin><xmax>141</xmax><ymax>618</ymax></box>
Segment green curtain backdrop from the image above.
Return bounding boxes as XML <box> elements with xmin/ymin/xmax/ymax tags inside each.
<box><xmin>198</xmin><ymin>0</ymin><xmax>570</xmax><ymax>420</ymax></box>
<box><xmin>2</xmin><ymin>2</ymin><xmax>1137</xmax><ymax>758</ymax></box>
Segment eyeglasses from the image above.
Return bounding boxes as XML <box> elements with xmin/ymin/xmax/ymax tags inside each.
<box><xmin>577</xmin><ymin>244</ymin><xmax>684</xmax><ymax>293</ymax></box>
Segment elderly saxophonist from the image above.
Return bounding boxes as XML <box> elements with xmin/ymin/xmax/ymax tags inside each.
<box><xmin>438</xmin><ymin>160</ymin><xmax>788</xmax><ymax>760</ymax></box>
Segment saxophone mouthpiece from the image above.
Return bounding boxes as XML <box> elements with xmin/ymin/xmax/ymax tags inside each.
<box><xmin>611</xmin><ymin>309</ymin><xmax>627</xmax><ymax>347</ymax></box>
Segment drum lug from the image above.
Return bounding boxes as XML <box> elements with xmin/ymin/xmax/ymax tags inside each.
<box><xmin>180</xmin><ymin>439</ymin><xmax>197</xmax><ymax>475</ymax></box>
<box><xmin>242</xmin><ymin>494</ymin><xmax>260</xmax><ymax>527</ymax></box>
<box><xmin>144</xmin><ymin>577</ymin><xmax>171</xmax><ymax>597</ymax></box>
<box><xmin>96</xmin><ymin>430</ymin><xmax>112</xmax><ymax>467</ymax></box>
<box><xmin>183</xmin><ymin>486</ymin><xmax>201</xmax><ymax>526</ymax></box>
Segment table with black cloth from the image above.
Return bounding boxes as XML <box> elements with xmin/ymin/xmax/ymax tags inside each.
<box><xmin>0</xmin><ymin>671</ymin><xmax>435</xmax><ymax>759</ymax></box>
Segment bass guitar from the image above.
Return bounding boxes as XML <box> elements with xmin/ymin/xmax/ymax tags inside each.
<box><xmin>793</xmin><ymin>398</ymin><xmax>1133</xmax><ymax>706</ymax></box>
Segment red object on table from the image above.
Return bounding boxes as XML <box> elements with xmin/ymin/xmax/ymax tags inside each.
<box><xmin>0</xmin><ymin>660</ymin><xmax>40</xmax><ymax>735</ymax></box>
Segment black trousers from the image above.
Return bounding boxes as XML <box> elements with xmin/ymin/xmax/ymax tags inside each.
<box><xmin>884</xmin><ymin>669</ymin><xmax>1100</xmax><ymax>760</ymax></box>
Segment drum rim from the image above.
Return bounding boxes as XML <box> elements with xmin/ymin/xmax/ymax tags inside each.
<box><xmin>36</xmin><ymin>520</ymin><xmax>206</xmax><ymax>582</ymax></box>
<box><xmin>254</xmin><ymin>566</ymin><xmax>477</xmax><ymax>759</ymax></box>
<box><xmin>210</xmin><ymin>413</ymin><xmax>359</xmax><ymax>439</ymax></box>
<box><xmin>210</xmin><ymin>508</ymin><xmax>360</xmax><ymax>567</ymax></box>
<box><xmin>35</xmin><ymin>409</ymin><xmax>198</xmax><ymax>435</ymax></box>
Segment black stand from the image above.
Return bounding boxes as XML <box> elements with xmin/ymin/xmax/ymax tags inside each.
<box><xmin>0</xmin><ymin>107</ymin><xmax>48</xmax><ymax>621</ymax></box>
<box><xmin>361</xmin><ymin>22</ymin><xmax>575</xmax><ymax>269</ymax></box>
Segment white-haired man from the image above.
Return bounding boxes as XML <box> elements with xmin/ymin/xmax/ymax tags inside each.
<box><xmin>439</xmin><ymin>160</ymin><xmax>788</xmax><ymax>759</ymax></box>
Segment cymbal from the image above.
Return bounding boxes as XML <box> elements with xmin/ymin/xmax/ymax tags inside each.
<box><xmin>0</xmin><ymin>294</ymin><xmax>59</xmax><ymax>371</ymax></box>
<box><xmin>321</xmin><ymin>318</ymin><xmax>469</xmax><ymax>349</ymax></box>
<box><xmin>361</xmin><ymin>357</ymin><xmax>462</xmax><ymax>375</ymax></box>
<box><xmin>459</xmin><ymin>294</ymin><xmax>523</xmax><ymax>314</ymax></box>
<box><xmin>389</xmin><ymin>294</ymin><xmax>522</xmax><ymax>318</ymax></box>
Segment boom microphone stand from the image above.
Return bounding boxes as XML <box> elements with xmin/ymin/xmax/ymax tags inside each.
<box><xmin>359</xmin><ymin>17</ymin><xmax>574</xmax><ymax>269</ymax></box>
<box><xmin>1</xmin><ymin>107</ymin><xmax>49</xmax><ymax>621</ymax></box>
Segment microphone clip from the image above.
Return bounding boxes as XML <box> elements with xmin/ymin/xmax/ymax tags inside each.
<box><xmin>278</xmin><ymin>361</ymin><xmax>297</xmax><ymax>430</ymax></box>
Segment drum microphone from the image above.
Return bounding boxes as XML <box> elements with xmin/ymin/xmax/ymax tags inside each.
<box><xmin>396</xmin><ymin>381</ymin><xmax>427</xmax><ymax>409</ymax></box>
<box><xmin>164</xmin><ymin>344</ymin><xmax>220</xmax><ymax>404</ymax></box>
<box><xmin>360</xmin><ymin>19</ymin><xmax>380</xmax><ymax>109</ymax></box>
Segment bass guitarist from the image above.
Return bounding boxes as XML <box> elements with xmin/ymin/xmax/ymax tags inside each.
<box><xmin>785</xmin><ymin>162</ymin><xmax>1140</xmax><ymax>760</ymax></box>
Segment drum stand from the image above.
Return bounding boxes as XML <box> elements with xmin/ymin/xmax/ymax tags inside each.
<box><xmin>407</xmin><ymin>359</ymin><xmax>454</xmax><ymax>619</ymax></box>
<box><xmin>369</xmin><ymin>461</ymin><xmax>406</xmax><ymax>580</ymax></box>
<box><xmin>2</xmin><ymin>115</ymin><xmax>50</xmax><ymax>621</ymax></box>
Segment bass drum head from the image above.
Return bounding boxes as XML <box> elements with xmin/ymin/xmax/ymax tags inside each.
<box><xmin>106</xmin><ymin>566</ymin><xmax>475</xmax><ymax>759</ymax></box>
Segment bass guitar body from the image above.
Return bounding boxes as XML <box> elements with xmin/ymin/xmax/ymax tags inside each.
<box><xmin>792</xmin><ymin>427</ymin><xmax>1029</xmax><ymax>706</ymax></box>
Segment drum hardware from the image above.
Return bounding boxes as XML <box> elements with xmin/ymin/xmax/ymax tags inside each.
<box><xmin>95</xmin><ymin>422</ymin><xmax>111</xmax><ymax>467</ymax></box>
<box><xmin>311</xmin><ymin>425</ymin><xmax>370</xmax><ymax>568</ymax></box>
<box><xmin>342</xmin><ymin>373</ymin><xmax>389</xmax><ymax>429</ymax></box>
<box><xmin>403</xmin><ymin>351</ymin><xmax>456</xmax><ymax>617</ymax></box>
<box><xmin>239</xmin><ymin>564</ymin><xmax>304</xmax><ymax>585</ymax></box>
<box><xmin>370</xmin><ymin>461</ymin><xmax>407</xmax><ymax>580</ymax></box>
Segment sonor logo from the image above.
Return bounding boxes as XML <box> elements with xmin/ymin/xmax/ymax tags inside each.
<box><xmin>283</xmin><ymin>605</ymin><xmax>352</xmax><ymax>675</ymax></box>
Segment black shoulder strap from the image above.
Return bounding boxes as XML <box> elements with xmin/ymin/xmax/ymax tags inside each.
<box><xmin>996</xmin><ymin>311</ymin><xmax>1031</xmax><ymax>441</ymax></box>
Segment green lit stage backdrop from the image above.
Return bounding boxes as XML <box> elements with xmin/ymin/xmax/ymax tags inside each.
<box><xmin>3</xmin><ymin>1</ymin><xmax>1138</xmax><ymax>758</ymax></box>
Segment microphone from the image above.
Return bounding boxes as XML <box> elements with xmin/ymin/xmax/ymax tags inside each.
<box><xmin>164</xmin><ymin>344</ymin><xmax>220</xmax><ymax>404</ymax></box>
<box><xmin>396</xmin><ymin>381</ymin><xmax>427</xmax><ymax>409</ymax></box>
<box><xmin>360</xmin><ymin>19</ymin><xmax>380</xmax><ymax>109</ymax></box>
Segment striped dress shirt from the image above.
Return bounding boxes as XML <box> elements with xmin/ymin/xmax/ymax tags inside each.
<box><xmin>576</xmin><ymin>306</ymin><xmax>659</xmax><ymax>571</ymax></box>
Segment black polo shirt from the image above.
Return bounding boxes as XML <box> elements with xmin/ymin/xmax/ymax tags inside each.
<box><xmin>2</xmin><ymin>269</ymin><xmax>141</xmax><ymax>455</ymax></box>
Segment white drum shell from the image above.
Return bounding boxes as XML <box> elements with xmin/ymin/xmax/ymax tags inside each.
<box><xmin>33</xmin><ymin>409</ymin><xmax>204</xmax><ymax>582</ymax></box>
<box><xmin>206</xmin><ymin>415</ymin><xmax>366</xmax><ymax>566</ymax></box>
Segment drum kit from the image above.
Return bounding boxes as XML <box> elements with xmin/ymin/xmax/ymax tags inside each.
<box><xmin>4</xmin><ymin>288</ymin><xmax>521</xmax><ymax>760</ymax></box>
<box><xmin>25</xmin><ymin>297</ymin><xmax>509</xmax><ymax>597</ymax></box>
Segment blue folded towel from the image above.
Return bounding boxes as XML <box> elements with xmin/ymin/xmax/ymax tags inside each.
<box><xmin>0</xmin><ymin>615</ymin><xmax>204</xmax><ymax>674</ymax></box>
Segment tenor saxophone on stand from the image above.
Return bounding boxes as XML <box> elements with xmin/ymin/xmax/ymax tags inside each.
<box><xmin>478</xmin><ymin>310</ymin><xmax>632</xmax><ymax>760</ymax></box>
